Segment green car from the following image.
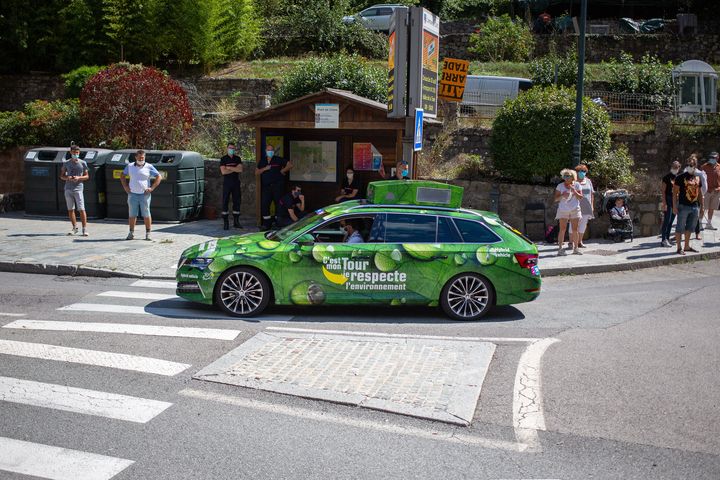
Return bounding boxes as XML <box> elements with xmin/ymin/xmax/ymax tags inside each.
<box><xmin>176</xmin><ymin>180</ymin><xmax>541</xmax><ymax>321</ymax></box>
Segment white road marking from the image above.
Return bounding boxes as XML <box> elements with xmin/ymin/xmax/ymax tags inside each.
<box><xmin>3</xmin><ymin>320</ymin><xmax>240</xmax><ymax>341</ymax></box>
<box><xmin>266</xmin><ymin>326</ymin><xmax>541</xmax><ymax>343</ymax></box>
<box><xmin>56</xmin><ymin>303</ymin><xmax>293</xmax><ymax>322</ymax></box>
<box><xmin>98</xmin><ymin>290</ymin><xmax>178</xmax><ymax>301</ymax></box>
<box><xmin>0</xmin><ymin>436</ymin><xmax>134</xmax><ymax>480</ymax></box>
<box><xmin>513</xmin><ymin>337</ymin><xmax>560</xmax><ymax>453</ymax></box>
<box><xmin>0</xmin><ymin>312</ymin><xmax>25</xmax><ymax>317</ymax></box>
<box><xmin>0</xmin><ymin>339</ymin><xmax>190</xmax><ymax>376</ymax></box>
<box><xmin>130</xmin><ymin>279</ymin><xmax>177</xmax><ymax>289</ymax></box>
<box><xmin>0</xmin><ymin>376</ymin><xmax>172</xmax><ymax>423</ymax></box>
<box><xmin>179</xmin><ymin>388</ymin><xmax>525</xmax><ymax>451</ymax></box>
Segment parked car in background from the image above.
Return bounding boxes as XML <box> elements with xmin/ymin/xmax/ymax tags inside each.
<box><xmin>176</xmin><ymin>181</ymin><xmax>541</xmax><ymax>321</ymax></box>
<box><xmin>342</xmin><ymin>4</ymin><xmax>404</xmax><ymax>32</ymax></box>
<box><xmin>460</xmin><ymin>75</ymin><xmax>533</xmax><ymax>116</ymax></box>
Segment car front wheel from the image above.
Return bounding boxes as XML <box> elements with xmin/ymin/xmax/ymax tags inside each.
<box><xmin>214</xmin><ymin>267</ymin><xmax>271</xmax><ymax>317</ymax></box>
<box><xmin>440</xmin><ymin>273</ymin><xmax>494</xmax><ymax>321</ymax></box>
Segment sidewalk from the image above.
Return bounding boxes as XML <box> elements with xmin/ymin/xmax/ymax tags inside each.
<box><xmin>0</xmin><ymin>212</ymin><xmax>718</xmax><ymax>280</ymax></box>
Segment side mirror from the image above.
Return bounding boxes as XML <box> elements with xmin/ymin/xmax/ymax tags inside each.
<box><xmin>296</xmin><ymin>233</ymin><xmax>315</xmax><ymax>246</ymax></box>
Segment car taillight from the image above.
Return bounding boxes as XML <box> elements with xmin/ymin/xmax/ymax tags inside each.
<box><xmin>514</xmin><ymin>253</ymin><xmax>538</xmax><ymax>269</ymax></box>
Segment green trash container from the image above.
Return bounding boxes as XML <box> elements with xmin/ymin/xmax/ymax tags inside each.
<box><xmin>24</xmin><ymin>147</ymin><xmax>111</xmax><ymax>218</ymax></box>
<box><xmin>105</xmin><ymin>149</ymin><xmax>204</xmax><ymax>222</ymax></box>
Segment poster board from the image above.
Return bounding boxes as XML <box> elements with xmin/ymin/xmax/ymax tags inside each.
<box><xmin>315</xmin><ymin>104</ymin><xmax>339</xmax><ymax>128</ymax></box>
<box><xmin>265</xmin><ymin>135</ymin><xmax>284</xmax><ymax>157</ymax></box>
<box><xmin>409</xmin><ymin>7</ymin><xmax>440</xmax><ymax>118</ymax></box>
<box><xmin>439</xmin><ymin>58</ymin><xmax>469</xmax><ymax>102</ymax></box>
<box><xmin>289</xmin><ymin>141</ymin><xmax>337</xmax><ymax>182</ymax></box>
<box><xmin>353</xmin><ymin>143</ymin><xmax>383</xmax><ymax>171</ymax></box>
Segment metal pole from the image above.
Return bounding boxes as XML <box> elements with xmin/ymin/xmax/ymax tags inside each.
<box><xmin>571</xmin><ymin>0</ymin><xmax>588</xmax><ymax>167</ymax></box>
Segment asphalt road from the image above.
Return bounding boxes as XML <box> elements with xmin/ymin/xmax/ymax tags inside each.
<box><xmin>0</xmin><ymin>262</ymin><xmax>718</xmax><ymax>479</ymax></box>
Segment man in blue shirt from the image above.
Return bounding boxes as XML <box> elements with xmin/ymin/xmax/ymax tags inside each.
<box><xmin>120</xmin><ymin>150</ymin><xmax>162</xmax><ymax>241</ymax></box>
<box><xmin>256</xmin><ymin>144</ymin><xmax>293</xmax><ymax>230</ymax></box>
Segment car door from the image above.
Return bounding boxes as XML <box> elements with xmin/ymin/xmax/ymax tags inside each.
<box><xmin>375</xmin><ymin>7</ymin><xmax>395</xmax><ymax>31</ymax></box>
<box><xmin>359</xmin><ymin>8</ymin><xmax>378</xmax><ymax>29</ymax></box>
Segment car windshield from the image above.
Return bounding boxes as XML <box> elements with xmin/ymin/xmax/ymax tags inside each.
<box><xmin>266</xmin><ymin>211</ymin><xmax>325</xmax><ymax>241</ymax></box>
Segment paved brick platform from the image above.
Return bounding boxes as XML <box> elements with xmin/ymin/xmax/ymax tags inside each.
<box><xmin>194</xmin><ymin>331</ymin><xmax>496</xmax><ymax>425</ymax></box>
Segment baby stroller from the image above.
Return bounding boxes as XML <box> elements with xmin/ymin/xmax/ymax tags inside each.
<box><xmin>601</xmin><ymin>189</ymin><xmax>634</xmax><ymax>242</ymax></box>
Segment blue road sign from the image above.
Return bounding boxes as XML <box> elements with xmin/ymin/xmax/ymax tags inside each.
<box><xmin>413</xmin><ymin>108</ymin><xmax>423</xmax><ymax>151</ymax></box>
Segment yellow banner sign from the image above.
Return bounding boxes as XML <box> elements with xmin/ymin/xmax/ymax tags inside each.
<box><xmin>439</xmin><ymin>58</ymin><xmax>469</xmax><ymax>102</ymax></box>
<box><xmin>112</xmin><ymin>170</ymin><xmax>124</xmax><ymax>179</ymax></box>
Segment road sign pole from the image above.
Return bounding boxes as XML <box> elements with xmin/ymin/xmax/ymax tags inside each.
<box><xmin>572</xmin><ymin>0</ymin><xmax>588</xmax><ymax>167</ymax></box>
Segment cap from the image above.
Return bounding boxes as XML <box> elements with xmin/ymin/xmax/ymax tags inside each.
<box><xmin>710</xmin><ymin>151</ymin><xmax>719</xmax><ymax>159</ymax></box>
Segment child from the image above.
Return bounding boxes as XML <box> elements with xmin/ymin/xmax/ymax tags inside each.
<box><xmin>610</xmin><ymin>197</ymin><xmax>630</xmax><ymax>220</ymax></box>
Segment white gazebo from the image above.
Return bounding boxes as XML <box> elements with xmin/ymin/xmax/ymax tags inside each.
<box><xmin>672</xmin><ymin>60</ymin><xmax>718</xmax><ymax>116</ymax></box>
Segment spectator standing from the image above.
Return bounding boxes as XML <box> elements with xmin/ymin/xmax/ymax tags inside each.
<box><xmin>701</xmin><ymin>151</ymin><xmax>720</xmax><ymax>230</ymax></box>
<box><xmin>219</xmin><ymin>142</ymin><xmax>243</xmax><ymax>230</ymax></box>
<box><xmin>660</xmin><ymin>161</ymin><xmax>681</xmax><ymax>247</ymax></box>
<box><xmin>275</xmin><ymin>185</ymin><xmax>305</xmax><ymax>228</ymax></box>
<box><xmin>256</xmin><ymin>144</ymin><xmax>292</xmax><ymax>230</ymax></box>
<box><xmin>60</xmin><ymin>145</ymin><xmax>89</xmax><ymax>236</ymax></box>
<box><xmin>335</xmin><ymin>167</ymin><xmax>362</xmax><ymax>202</ymax></box>
<box><xmin>694</xmin><ymin>156</ymin><xmax>708</xmax><ymax>240</ymax></box>
<box><xmin>570</xmin><ymin>164</ymin><xmax>594</xmax><ymax>248</ymax></box>
<box><xmin>120</xmin><ymin>150</ymin><xmax>161</xmax><ymax>241</ymax></box>
<box><xmin>673</xmin><ymin>156</ymin><xmax>703</xmax><ymax>255</ymax></box>
<box><xmin>553</xmin><ymin>168</ymin><xmax>584</xmax><ymax>256</ymax></box>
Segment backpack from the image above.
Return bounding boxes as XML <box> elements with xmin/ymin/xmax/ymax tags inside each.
<box><xmin>544</xmin><ymin>223</ymin><xmax>559</xmax><ymax>244</ymax></box>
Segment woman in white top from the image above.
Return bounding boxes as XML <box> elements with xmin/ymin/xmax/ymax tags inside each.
<box><xmin>553</xmin><ymin>168</ymin><xmax>584</xmax><ymax>256</ymax></box>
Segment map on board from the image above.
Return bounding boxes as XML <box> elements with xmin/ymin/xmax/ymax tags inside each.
<box><xmin>289</xmin><ymin>141</ymin><xmax>337</xmax><ymax>182</ymax></box>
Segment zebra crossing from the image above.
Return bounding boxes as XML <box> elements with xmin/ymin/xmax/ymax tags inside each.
<box><xmin>0</xmin><ymin>279</ymin><xmax>244</xmax><ymax>479</ymax></box>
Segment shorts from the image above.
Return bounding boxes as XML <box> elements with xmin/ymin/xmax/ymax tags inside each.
<box><xmin>64</xmin><ymin>190</ymin><xmax>85</xmax><ymax>211</ymax></box>
<box><xmin>128</xmin><ymin>193</ymin><xmax>151</xmax><ymax>218</ymax></box>
<box><xmin>676</xmin><ymin>204</ymin><xmax>699</xmax><ymax>233</ymax></box>
<box><xmin>555</xmin><ymin>207</ymin><xmax>581</xmax><ymax>220</ymax></box>
<box><xmin>704</xmin><ymin>189</ymin><xmax>720</xmax><ymax>210</ymax></box>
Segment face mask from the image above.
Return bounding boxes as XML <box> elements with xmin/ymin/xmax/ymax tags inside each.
<box><xmin>71</xmin><ymin>154</ymin><xmax>79</xmax><ymax>160</ymax></box>
<box><xmin>136</xmin><ymin>159</ymin><xmax>145</xmax><ymax>166</ymax></box>
<box><xmin>266</xmin><ymin>150</ymin><xmax>274</xmax><ymax>159</ymax></box>
<box><xmin>686</xmin><ymin>166</ymin><xmax>696</xmax><ymax>175</ymax></box>
<box><xmin>710</xmin><ymin>159</ymin><xmax>718</xmax><ymax>165</ymax></box>
<box><xmin>346</xmin><ymin>173</ymin><xmax>354</xmax><ymax>180</ymax></box>
<box><xmin>227</xmin><ymin>149</ymin><xmax>235</xmax><ymax>156</ymax></box>
<box><xmin>293</xmin><ymin>190</ymin><xmax>300</xmax><ymax>198</ymax></box>
<box><xmin>578</xmin><ymin>171</ymin><xmax>586</xmax><ymax>179</ymax></box>
<box><xmin>671</xmin><ymin>168</ymin><xmax>679</xmax><ymax>175</ymax></box>
<box><xmin>401</xmin><ymin>168</ymin><xmax>409</xmax><ymax>178</ymax></box>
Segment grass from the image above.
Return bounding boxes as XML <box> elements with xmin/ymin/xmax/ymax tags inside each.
<box><xmin>211</xmin><ymin>56</ymin><xmax>387</xmax><ymax>79</ymax></box>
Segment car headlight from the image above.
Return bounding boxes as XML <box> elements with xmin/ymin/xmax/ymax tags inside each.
<box><xmin>188</xmin><ymin>257</ymin><xmax>214</xmax><ymax>270</ymax></box>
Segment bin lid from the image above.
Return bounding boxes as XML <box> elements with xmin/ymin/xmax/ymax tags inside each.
<box><xmin>107</xmin><ymin>150</ymin><xmax>204</xmax><ymax>166</ymax></box>
<box><xmin>26</xmin><ymin>147</ymin><xmax>113</xmax><ymax>164</ymax></box>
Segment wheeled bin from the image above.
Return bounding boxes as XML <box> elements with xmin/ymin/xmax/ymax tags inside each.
<box><xmin>105</xmin><ymin>150</ymin><xmax>204</xmax><ymax>222</ymax></box>
<box><xmin>24</xmin><ymin>147</ymin><xmax>111</xmax><ymax>218</ymax></box>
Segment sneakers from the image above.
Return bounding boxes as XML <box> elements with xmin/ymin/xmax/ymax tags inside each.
<box><xmin>81</xmin><ymin>229</ymin><xmax>88</xmax><ymax>237</ymax></box>
<box><xmin>557</xmin><ymin>248</ymin><xmax>567</xmax><ymax>256</ymax></box>
<box><xmin>573</xmin><ymin>248</ymin><xmax>583</xmax><ymax>255</ymax></box>
<box><xmin>707</xmin><ymin>222</ymin><xmax>717</xmax><ymax>230</ymax></box>
<box><xmin>578</xmin><ymin>242</ymin><xmax>587</xmax><ymax>248</ymax></box>
<box><xmin>660</xmin><ymin>239</ymin><xmax>671</xmax><ymax>247</ymax></box>
<box><xmin>145</xmin><ymin>232</ymin><xmax>152</xmax><ymax>241</ymax></box>
<box><xmin>126</xmin><ymin>231</ymin><xmax>134</xmax><ymax>240</ymax></box>
<box><xmin>68</xmin><ymin>226</ymin><xmax>78</xmax><ymax>236</ymax></box>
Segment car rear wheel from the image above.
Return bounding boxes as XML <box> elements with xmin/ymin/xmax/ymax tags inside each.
<box><xmin>214</xmin><ymin>267</ymin><xmax>271</xmax><ymax>317</ymax></box>
<box><xmin>440</xmin><ymin>273</ymin><xmax>494</xmax><ymax>321</ymax></box>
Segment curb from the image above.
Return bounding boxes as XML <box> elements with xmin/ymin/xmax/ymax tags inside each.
<box><xmin>540</xmin><ymin>249</ymin><xmax>720</xmax><ymax>277</ymax></box>
<box><xmin>0</xmin><ymin>261</ymin><xmax>175</xmax><ymax>280</ymax></box>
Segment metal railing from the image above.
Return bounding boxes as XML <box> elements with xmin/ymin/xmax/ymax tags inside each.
<box><xmin>584</xmin><ymin>90</ymin><xmax>675</xmax><ymax>123</ymax></box>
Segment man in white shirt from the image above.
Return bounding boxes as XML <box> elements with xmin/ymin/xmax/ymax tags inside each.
<box><xmin>120</xmin><ymin>150</ymin><xmax>162</xmax><ymax>241</ymax></box>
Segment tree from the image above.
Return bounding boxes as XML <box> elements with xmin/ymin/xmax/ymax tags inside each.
<box><xmin>80</xmin><ymin>63</ymin><xmax>193</xmax><ymax>148</ymax></box>
<box><xmin>468</xmin><ymin>14</ymin><xmax>533</xmax><ymax>62</ymax></box>
<box><xmin>103</xmin><ymin>0</ymin><xmax>152</xmax><ymax>62</ymax></box>
<box><xmin>151</xmin><ymin>0</ymin><xmax>212</xmax><ymax>67</ymax></box>
<box><xmin>56</xmin><ymin>0</ymin><xmax>106</xmax><ymax>70</ymax></box>
<box><xmin>207</xmin><ymin>0</ymin><xmax>262</xmax><ymax>66</ymax></box>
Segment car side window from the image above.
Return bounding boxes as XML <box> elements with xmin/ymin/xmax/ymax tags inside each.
<box><xmin>453</xmin><ymin>218</ymin><xmax>500</xmax><ymax>244</ymax></box>
<box><xmin>360</xmin><ymin>8</ymin><xmax>377</xmax><ymax>17</ymax></box>
<box><xmin>377</xmin><ymin>7</ymin><xmax>393</xmax><ymax>15</ymax></box>
<box><xmin>438</xmin><ymin>216</ymin><xmax>462</xmax><ymax>243</ymax></box>
<box><xmin>384</xmin><ymin>214</ymin><xmax>437</xmax><ymax>243</ymax></box>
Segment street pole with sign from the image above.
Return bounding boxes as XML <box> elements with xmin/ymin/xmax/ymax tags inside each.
<box><xmin>572</xmin><ymin>0</ymin><xmax>588</xmax><ymax>167</ymax></box>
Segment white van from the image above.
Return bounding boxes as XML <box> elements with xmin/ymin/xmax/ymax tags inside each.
<box><xmin>460</xmin><ymin>75</ymin><xmax>533</xmax><ymax>116</ymax></box>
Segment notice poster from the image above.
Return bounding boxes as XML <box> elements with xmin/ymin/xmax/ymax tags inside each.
<box><xmin>353</xmin><ymin>143</ymin><xmax>383</xmax><ymax>171</ymax></box>
<box><xmin>289</xmin><ymin>141</ymin><xmax>337</xmax><ymax>182</ymax></box>
<box><xmin>439</xmin><ymin>58</ymin><xmax>469</xmax><ymax>102</ymax></box>
<box><xmin>420</xmin><ymin>12</ymin><xmax>440</xmax><ymax>117</ymax></box>
<box><xmin>315</xmin><ymin>104</ymin><xmax>339</xmax><ymax>129</ymax></box>
<box><xmin>265</xmin><ymin>136</ymin><xmax>284</xmax><ymax>157</ymax></box>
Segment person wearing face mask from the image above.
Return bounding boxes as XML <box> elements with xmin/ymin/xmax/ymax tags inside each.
<box><xmin>660</xmin><ymin>160</ymin><xmax>681</xmax><ymax>247</ymax></box>
<box><xmin>672</xmin><ymin>156</ymin><xmax>703</xmax><ymax>255</ymax></box>
<box><xmin>219</xmin><ymin>142</ymin><xmax>243</xmax><ymax>230</ymax></box>
<box><xmin>568</xmin><ymin>164</ymin><xmax>594</xmax><ymax>248</ymax></box>
<box><xmin>275</xmin><ymin>185</ymin><xmax>304</xmax><ymax>228</ymax></box>
<box><xmin>335</xmin><ymin>167</ymin><xmax>362</xmax><ymax>202</ymax></box>
<box><xmin>700</xmin><ymin>151</ymin><xmax>720</xmax><ymax>231</ymax></box>
<box><xmin>120</xmin><ymin>149</ymin><xmax>161</xmax><ymax>241</ymax></box>
<box><xmin>256</xmin><ymin>144</ymin><xmax>292</xmax><ymax>230</ymax></box>
<box><xmin>553</xmin><ymin>168</ymin><xmax>584</xmax><ymax>256</ymax></box>
<box><xmin>694</xmin><ymin>154</ymin><xmax>708</xmax><ymax>240</ymax></box>
<box><xmin>60</xmin><ymin>145</ymin><xmax>90</xmax><ymax>236</ymax></box>
<box><xmin>343</xmin><ymin>220</ymin><xmax>364</xmax><ymax>244</ymax></box>
<box><xmin>396</xmin><ymin>161</ymin><xmax>410</xmax><ymax>180</ymax></box>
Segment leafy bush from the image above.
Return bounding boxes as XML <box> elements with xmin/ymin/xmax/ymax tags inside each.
<box><xmin>440</xmin><ymin>0</ymin><xmax>513</xmax><ymax>20</ymax></box>
<box><xmin>584</xmin><ymin>144</ymin><xmax>635</xmax><ymax>190</ymax></box>
<box><xmin>207</xmin><ymin>0</ymin><xmax>262</xmax><ymax>65</ymax></box>
<box><xmin>62</xmin><ymin>66</ymin><xmax>106</xmax><ymax>98</ymax></box>
<box><xmin>0</xmin><ymin>99</ymin><xmax>80</xmax><ymax>150</ymax></box>
<box><xmin>274</xmin><ymin>54</ymin><xmax>387</xmax><ymax>104</ymax></box>
<box><xmin>185</xmin><ymin>98</ymin><xmax>254</xmax><ymax>159</ymax></box>
<box><xmin>606</xmin><ymin>52</ymin><xmax>638</xmax><ymax>93</ymax></box>
<box><xmin>490</xmin><ymin>86</ymin><xmax>611</xmax><ymax>183</ymax></box>
<box><xmin>468</xmin><ymin>15</ymin><xmax>533</xmax><ymax>62</ymax></box>
<box><xmin>606</xmin><ymin>52</ymin><xmax>673</xmax><ymax>96</ymax></box>
<box><xmin>80</xmin><ymin>63</ymin><xmax>192</xmax><ymax>149</ymax></box>
<box><xmin>529</xmin><ymin>51</ymin><xmax>578</xmax><ymax>87</ymax></box>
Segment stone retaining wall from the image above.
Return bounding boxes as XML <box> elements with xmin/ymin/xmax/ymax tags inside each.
<box><xmin>0</xmin><ymin>74</ymin><xmax>65</xmax><ymax>111</ymax></box>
